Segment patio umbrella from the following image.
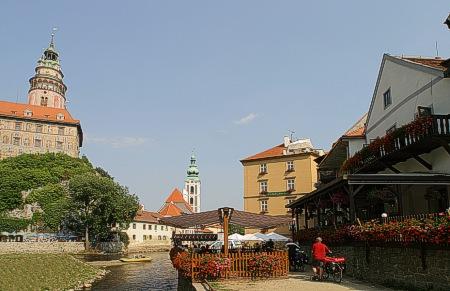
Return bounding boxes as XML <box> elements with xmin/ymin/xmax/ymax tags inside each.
<box><xmin>253</xmin><ymin>233</ymin><xmax>271</xmax><ymax>241</ymax></box>
<box><xmin>266</xmin><ymin>232</ymin><xmax>290</xmax><ymax>241</ymax></box>
<box><xmin>242</xmin><ymin>233</ymin><xmax>264</xmax><ymax>241</ymax></box>
<box><xmin>228</xmin><ymin>233</ymin><xmax>245</xmax><ymax>241</ymax></box>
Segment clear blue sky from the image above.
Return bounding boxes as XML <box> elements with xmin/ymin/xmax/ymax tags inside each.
<box><xmin>1</xmin><ymin>1</ymin><xmax>449</xmax><ymax>211</ymax></box>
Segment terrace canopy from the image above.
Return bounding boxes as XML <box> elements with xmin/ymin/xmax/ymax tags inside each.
<box><xmin>159</xmin><ymin>209</ymin><xmax>291</xmax><ymax>229</ymax></box>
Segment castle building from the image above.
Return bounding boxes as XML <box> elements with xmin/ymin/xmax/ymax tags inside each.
<box><xmin>0</xmin><ymin>34</ymin><xmax>82</xmax><ymax>159</ymax></box>
<box><xmin>183</xmin><ymin>155</ymin><xmax>201</xmax><ymax>213</ymax></box>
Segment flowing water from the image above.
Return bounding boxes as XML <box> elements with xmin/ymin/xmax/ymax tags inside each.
<box><xmin>81</xmin><ymin>252</ymin><xmax>183</xmax><ymax>291</ymax></box>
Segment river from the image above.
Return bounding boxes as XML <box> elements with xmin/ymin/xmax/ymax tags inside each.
<box><xmin>81</xmin><ymin>252</ymin><xmax>184</xmax><ymax>291</ymax></box>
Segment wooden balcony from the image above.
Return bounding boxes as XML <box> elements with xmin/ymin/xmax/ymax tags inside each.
<box><xmin>343</xmin><ymin>115</ymin><xmax>450</xmax><ymax>174</ymax></box>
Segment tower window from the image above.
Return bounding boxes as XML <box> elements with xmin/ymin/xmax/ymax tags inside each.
<box><xmin>190</xmin><ymin>186</ymin><xmax>195</xmax><ymax>194</ymax></box>
<box><xmin>190</xmin><ymin>197</ymin><xmax>194</xmax><ymax>204</ymax></box>
<box><xmin>58</xmin><ymin>127</ymin><xmax>64</xmax><ymax>135</ymax></box>
<box><xmin>36</xmin><ymin>125</ymin><xmax>43</xmax><ymax>133</ymax></box>
<box><xmin>34</xmin><ymin>139</ymin><xmax>42</xmax><ymax>148</ymax></box>
<box><xmin>40</xmin><ymin>96</ymin><xmax>48</xmax><ymax>107</ymax></box>
<box><xmin>15</xmin><ymin>122</ymin><xmax>22</xmax><ymax>131</ymax></box>
<box><xmin>13</xmin><ymin>137</ymin><xmax>20</xmax><ymax>146</ymax></box>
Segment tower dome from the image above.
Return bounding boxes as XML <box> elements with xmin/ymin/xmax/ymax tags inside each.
<box><xmin>186</xmin><ymin>155</ymin><xmax>200</xmax><ymax>179</ymax></box>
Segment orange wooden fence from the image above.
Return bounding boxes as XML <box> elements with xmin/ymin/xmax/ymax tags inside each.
<box><xmin>190</xmin><ymin>251</ymin><xmax>289</xmax><ymax>282</ymax></box>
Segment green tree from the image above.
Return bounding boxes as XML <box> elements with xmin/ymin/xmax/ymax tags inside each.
<box><xmin>68</xmin><ymin>173</ymin><xmax>139</xmax><ymax>250</ymax></box>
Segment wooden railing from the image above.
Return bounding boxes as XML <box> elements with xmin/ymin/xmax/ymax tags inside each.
<box><xmin>385</xmin><ymin>212</ymin><xmax>440</xmax><ymax>223</ymax></box>
<box><xmin>343</xmin><ymin>115</ymin><xmax>450</xmax><ymax>173</ymax></box>
<box><xmin>190</xmin><ymin>251</ymin><xmax>289</xmax><ymax>282</ymax></box>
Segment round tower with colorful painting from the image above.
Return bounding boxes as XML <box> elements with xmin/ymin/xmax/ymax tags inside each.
<box><xmin>27</xmin><ymin>30</ymin><xmax>67</xmax><ymax>109</ymax></box>
<box><xmin>183</xmin><ymin>154</ymin><xmax>201</xmax><ymax>213</ymax></box>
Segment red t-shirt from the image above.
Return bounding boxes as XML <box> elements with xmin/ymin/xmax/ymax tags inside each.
<box><xmin>312</xmin><ymin>242</ymin><xmax>330</xmax><ymax>260</ymax></box>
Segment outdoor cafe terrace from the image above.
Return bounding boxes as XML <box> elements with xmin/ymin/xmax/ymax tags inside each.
<box><xmin>160</xmin><ymin>208</ymin><xmax>291</xmax><ymax>282</ymax></box>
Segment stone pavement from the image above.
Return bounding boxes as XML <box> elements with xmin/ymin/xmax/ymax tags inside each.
<box><xmin>202</xmin><ymin>272</ymin><xmax>397</xmax><ymax>291</ymax></box>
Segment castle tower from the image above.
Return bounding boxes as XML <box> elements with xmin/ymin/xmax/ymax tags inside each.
<box><xmin>27</xmin><ymin>32</ymin><xmax>67</xmax><ymax>109</ymax></box>
<box><xmin>183</xmin><ymin>155</ymin><xmax>201</xmax><ymax>213</ymax></box>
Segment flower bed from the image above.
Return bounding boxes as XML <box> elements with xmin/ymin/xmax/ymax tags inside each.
<box><xmin>197</xmin><ymin>256</ymin><xmax>231</xmax><ymax>280</ymax></box>
<box><xmin>247</xmin><ymin>253</ymin><xmax>285</xmax><ymax>278</ymax></box>
<box><xmin>297</xmin><ymin>214</ymin><xmax>450</xmax><ymax>246</ymax></box>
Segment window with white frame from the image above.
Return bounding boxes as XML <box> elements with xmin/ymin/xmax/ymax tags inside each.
<box><xmin>132</xmin><ymin>223</ymin><xmax>136</xmax><ymax>229</ymax></box>
<box><xmin>259</xmin><ymin>181</ymin><xmax>268</xmax><ymax>193</ymax></box>
<box><xmin>260</xmin><ymin>163</ymin><xmax>267</xmax><ymax>174</ymax></box>
<box><xmin>287</xmin><ymin>179</ymin><xmax>295</xmax><ymax>191</ymax></box>
<box><xmin>287</xmin><ymin>161</ymin><xmax>294</xmax><ymax>171</ymax></box>
<box><xmin>143</xmin><ymin>224</ymin><xmax>146</xmax><ymax>230</ymax></box>
<box><xmin>383</xmin><ymin>88</ymin><xmax>392</xmax><ymax>109</ymax></box>
<box><xmin>260</xmin><ymin>200</ymin><xmax>268</xmax><ymax>212</ymax></box>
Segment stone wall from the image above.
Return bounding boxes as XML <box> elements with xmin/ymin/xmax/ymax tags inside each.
<box><xmin>127</xmin><ymin>242</ymin><xmax>171</xmax><ymax>253</ymax></box>
<box><xmin>96</xmin><ymin>242</ymin><xmax>124</xmax><ymax>253</ymax></box>
<box><xmin>0</xmin><ymin>242</ymin><xmax>84</xmax><ymax>254</ymax></box>
<box><xmin>301</xmin><ymin>244</ymin><xmax>450</xmax><ymax>290</ymax></box>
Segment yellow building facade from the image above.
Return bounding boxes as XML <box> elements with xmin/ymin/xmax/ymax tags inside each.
<box><xmin>241</xmin><ymin>138</ymin><xmax>323</xmax><ymax>234</ymax></box>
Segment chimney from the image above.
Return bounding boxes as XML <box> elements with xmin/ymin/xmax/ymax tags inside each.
<box><xmin>283</xmin><ymin>136</ymin><xmax>291</xmax><ymax>147</ymax></box>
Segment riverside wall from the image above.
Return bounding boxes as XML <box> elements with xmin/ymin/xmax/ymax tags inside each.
<box><xmin>301</xmin><ymin>244</ymin><xmax>450</xmax><ymax>290</ymax></box>
<box><xmin>0</xmin><ymin>242</ymin><xmax>85</xmax><ymax>254</ymax></box>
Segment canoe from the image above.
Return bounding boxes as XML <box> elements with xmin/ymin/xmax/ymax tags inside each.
<box><xmin>119</xmin><ymin>257</ymin><xmax>152</xmax><ymax>263</ymax></box>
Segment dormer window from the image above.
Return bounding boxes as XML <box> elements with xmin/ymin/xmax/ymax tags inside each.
<box><xmin>56</xmin><ymin>113</ymin><xmax>65</xmax><ymax>120</ymax></box>
<box><xmin>24</xmin><ymin>110</ymin><xmax>33</xmax><ymax>117</ymax></box>
<box><xmin>383</xmin><ymin>88</ymin><xmax>392</xmax><ymax>109</ymax></box>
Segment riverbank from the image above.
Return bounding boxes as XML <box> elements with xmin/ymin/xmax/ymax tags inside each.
<box><xmin>0</xmin><ymin>254</ymin><xmax>106</xmax><ymax>291</ymax></box>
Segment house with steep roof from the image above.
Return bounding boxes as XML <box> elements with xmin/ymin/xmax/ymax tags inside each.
<box><xmin>158</xmin><ymin>188</ymin><xmax>193</xmax><ymax>217</ymax></box>
<box><xmin>288</xmin><ymin>54</ymin><xmax>450</xmax><ymax>229</ymax></box>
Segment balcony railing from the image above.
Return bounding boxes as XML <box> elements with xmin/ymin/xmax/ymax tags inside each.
<box><xmin>342</xmin><ymin>115</ymin><xmax>450</xmax><ymax>173</ymax></box>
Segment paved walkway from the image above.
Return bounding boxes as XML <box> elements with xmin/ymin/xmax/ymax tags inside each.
<box><xmin>207</xmin><ymin>272</ymin><xmax>396</xmax><ymax>291</ymax></box>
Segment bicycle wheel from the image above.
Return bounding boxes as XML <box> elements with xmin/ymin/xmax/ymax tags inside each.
<box><xmin>332</xmin><ymin>264</ymin><xmax>343</xmax><ymax>283</ymax></box>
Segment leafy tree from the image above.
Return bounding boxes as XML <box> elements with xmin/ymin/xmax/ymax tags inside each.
<box><xmin>68</xmin><ymin>173</ymin><xmax>139</xmax><ymax>250</ymax></box>
<box><xmin>95</xmin><ymin>167</ymin><xmax>114</xmax><ymax>180</ymax></box>
<box><xmin>229</xmin><ymin>224</ymin><xmax>245</xmax><ymax>235</ymax></box>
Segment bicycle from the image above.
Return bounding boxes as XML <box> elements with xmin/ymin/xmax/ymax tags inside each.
<box><xmin>322</xmin><ymin>255</ymin><xmax>346</xmax><ymax>283</ymax></box>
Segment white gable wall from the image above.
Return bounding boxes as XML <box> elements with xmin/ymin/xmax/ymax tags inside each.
<box><xmin>366</xmin><ymin>56</ymin><xmax>449</xmax><ymax>142</ymax></box>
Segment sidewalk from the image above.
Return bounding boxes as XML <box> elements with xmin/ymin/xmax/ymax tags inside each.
<box><xmin>198</xmin><ymin>272</ymin><xmax>397</xmax><ymax>291</ymax></box>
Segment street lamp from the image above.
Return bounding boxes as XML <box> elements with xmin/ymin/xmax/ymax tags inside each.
<box><xmin>444</xmin><ymin>13</ymin><xmax>450</xmax><ymax>30</ymax></box>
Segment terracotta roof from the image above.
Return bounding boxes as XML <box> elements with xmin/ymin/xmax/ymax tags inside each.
<box><xmin>165</xmin><ymin>188</ymin><xmax>185</xmax><ymax>203</ymax></box>
<box><xmin>134</xmin><ymin>210</ymin><xmax>161</xmax><ymax>223</ymax></box>
<box><xmin>159</xmin><ymin>203</ymin><xmax>184</xmax><ymax>217</ymax></box>
<box><xmin>400</xmin><ymin>57</ymin><xmax>448</xmax><ymax>71</ymax></box>
<box><xmin>343</xmin><ymin>113</ymin><xmax>367</xmax><ymax>138</ymax></box>
<box><xmin>241</xmin><ymin>144</ymin><xmax>285</xmax><ymax>162</ymax></box>
<box><xmin>0</xmin><ymin>100</ymin><xmax>80</xmax><ymax>125</ymax></box>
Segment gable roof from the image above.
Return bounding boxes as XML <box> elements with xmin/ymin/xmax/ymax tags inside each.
<box><xmin>365</xmin><ymin>54</ymin><xmax>448</xmax><ymax>136</ymax></box>
<box><xmin>240</xmin><ymin>144</ymin><xmax>285</xmax><ymax>162</ymax></box>
<box><xmin>134</xmin><ymin>210</ymin><xmax>161</xmax><ymax>223</ymax></box>
<box><xmin>343</xmin><ymin>113</ymin><xmax>367</xmax><ymax>138</ymax></box>
<box><xmin>165</xmin><ymin>188</ymin><xmax>185</xmax><ymax>203</ymax></box>
<box><xmin>158</xmin><ymin>188</ymin><xmax>193</xmax><ymax>217</ymax></box>
<box><xmin>0</xmin><ymin>100</ymin><xmax>80</xmax><ymax>125</ymax></box>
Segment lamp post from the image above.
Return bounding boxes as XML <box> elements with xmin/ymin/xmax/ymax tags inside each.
<box><xmin>218</xmin><ymin>207</ymin><xmax>234</xmax><ymax>257</ymax></box>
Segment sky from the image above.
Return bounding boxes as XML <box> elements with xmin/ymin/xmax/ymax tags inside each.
<box><xmin>1</xmin><ymin>1</ymin><xmax>450</xmax><ymax>212</ymax></box>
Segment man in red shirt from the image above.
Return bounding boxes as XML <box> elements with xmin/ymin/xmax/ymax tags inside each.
<box><xmin>311</xmin><ymin>237</ymin><xmax>331</xmax><ymax>280</ymax></box>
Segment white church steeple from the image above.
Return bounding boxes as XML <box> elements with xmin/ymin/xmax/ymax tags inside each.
<box><xmin>183</xmin><ymin>154</ymin><xmax>201</xmax><ymax>213</ymax></box>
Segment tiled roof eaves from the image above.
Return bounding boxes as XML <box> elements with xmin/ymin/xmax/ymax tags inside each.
<box><xmin>240</xmin><ymin>151</ymin><xmax>320</xmax><ymax>163</ymax></box>
<box><xmin>0</xmin><ymin>112</ymin><xmax>80</xmax><ymax>125</ymax></box>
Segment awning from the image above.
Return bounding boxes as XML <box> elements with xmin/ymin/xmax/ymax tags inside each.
<box><xmin>287</xmin><ymin>173</ymin><xmax>450</xmax><ymax>208</ymax></box>
<box><xmin>159</xmin><ymin>209</ymin><xmax>291</xmax><ymax>229</ymax></box>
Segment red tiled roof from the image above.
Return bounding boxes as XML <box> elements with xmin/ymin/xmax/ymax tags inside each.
<box><xmin>159</xmin><ymin>203</ymin><xmax>183</xmax><ymax>217</ymax></box>
<box><xmin>134</xmin><ymin>210</ymin><xmax>161</xmax><ymax>223</ymax></box>
<box><xmin>165</xmin><ymin>188</ymin><xmax>185</xmax><ymax>203</ymax></box>
<box><xmin>240</xmin><ymin>144</ymin><xmax>285</xmax><ymax>162</ymax></box>
<box><xmin>343</xmin><ymin>113</ymin><xmax>367</xmax><ymax>138</ymax></box>
<box><xmin>401</xmin><ymin>57</ymin><xmax>448</xmax><ymax>71</ymax></box>
<box><xmin>344</xmin><ymin>127</ymin><xmax>365</xmax><ymax>137</ymax></box>
<box><xmin>0</xmin><ymin>100</ymin><xmax>80</xmax><ymax>125</ymax></box>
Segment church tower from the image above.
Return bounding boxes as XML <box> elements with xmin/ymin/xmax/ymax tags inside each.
<box><xmin>27</xmin><ymin>32</ymin><xmax>67</xmax><ymax>109</ymax></box>
<box><xmin>183</xmin><ymin>155</ymin><xmax>201</xmax><ymax>213</ymax></box>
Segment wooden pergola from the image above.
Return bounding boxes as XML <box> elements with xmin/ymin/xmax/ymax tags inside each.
<box><xmin>160</xmin><ymin>207</ymin><xmax>291</xmax><ymax>255</ymax></box>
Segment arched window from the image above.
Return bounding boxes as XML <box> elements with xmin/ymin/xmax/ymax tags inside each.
<box><xmin>190</xmin><ymin>197</ymin><xmax>194</xmax><ymax>204</ymax></box>
<box><xmin>190</xmin><ymin>186</ymin><xmax>194</xmax><ymax>194</ymax></box>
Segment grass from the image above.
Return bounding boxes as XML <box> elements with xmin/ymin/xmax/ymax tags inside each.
<box><xmin>0</xmin><ymin>254</ymin><xmax>100</xmax><ymax>291</ymax></box>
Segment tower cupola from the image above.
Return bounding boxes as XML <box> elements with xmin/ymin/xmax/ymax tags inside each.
<box><xmin>27</xmin><ymin>30</ymin><xmax>67</xmax><ymax>109</ymax></box>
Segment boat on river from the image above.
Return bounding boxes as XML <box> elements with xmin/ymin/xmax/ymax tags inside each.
<box><xmin>120</xmin><ymin>256</ymin><xmax>152</xmax><ymax>263</ymax></box>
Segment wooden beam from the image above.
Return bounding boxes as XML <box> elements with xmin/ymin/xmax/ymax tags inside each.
<box><xmin>349</xmin><ymin>185</ymin><xmax>356</xmax><ymax>223</ymax></box>
<box><xmin>352</xmin><ymin>185</ymin><xmax>365</xmax><ymax>197</ymax></box>
<box><xmin>413</xmin><ymin>156</ymin><xmax>432</xmax><ymax>170</ymax></box>
<box><xmin>379</xmin><ymin>160</ymin><xmax>401</xmax><ymax>173</ymax></box>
